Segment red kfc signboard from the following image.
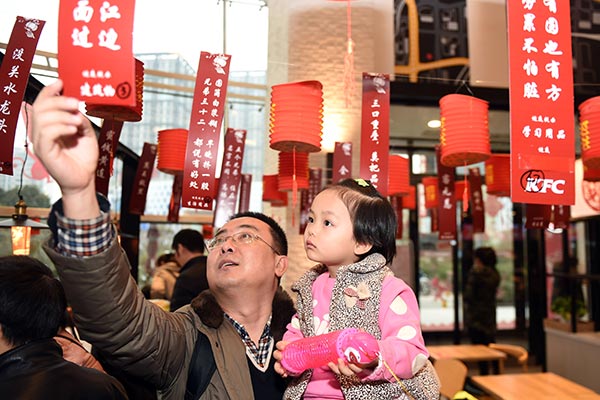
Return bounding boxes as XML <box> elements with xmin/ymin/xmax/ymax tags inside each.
<box><xmin>507</xmin><ymin>0</ymin><xmax>575</xmax><ymax>205</ymax></box>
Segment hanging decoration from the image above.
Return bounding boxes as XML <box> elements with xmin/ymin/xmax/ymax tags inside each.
<box><xmin>579</xmin><ymin>96</ymin><xmax>600</xmax><ymax>169</ymax></box>
<box><xmin>156</xmin><ymin>128</ymin><xmax>187</xmax><ymax>175</ymax></box>
<box><xmin>439</xmin><ymin>93</ymin><xmax>491</xmax><ymax>167</ymax></box>
<box><xmin>485</xmin><ymin>154</ymin><xmax>511</xmax><ymax>197</ymax></box>
<box><xmin>401</xmin><ymin>185</ymin><xmax>417</xmax><ymax>210</ymax></box>
<box><xmin>454</xmin><ymin>180</ymin><xmax>469</xmax><ymax>203</ymax></box>
<box><xmin>583</xmin><ymin>163</ymin><xmax>600</xmax><ymax>182</ymax></box>
<box><xmin>422</xmin><ymin>177</ymin><xmax>439</xmax><ymax>209</ymax></box>
<box><xmin>278</xmin><ymin>151</ymin><xmax>310</xmax><ymax>193</ymax></box>
<box><xmin>263</xmin><ymin>174</ymin><xmax>288</xmax><ymax>207</ymax></box>
<box><xmin>388</xmin><ymin>154</ymin><xmax>410</xmax><ymax>196</ymax></box>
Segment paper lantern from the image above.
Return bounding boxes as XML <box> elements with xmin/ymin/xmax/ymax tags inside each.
<box><xmin>278</xmin><ymin>151</ymin><xmax>309</xmax><ymax>192</ymax></box>
<box><xmin>86</xmin><ymin>58</ymin><xmax>144</xmax><ymax>122</ymax></box>
<box><xmin>388</xmin><ymin>154</ymin><xmax>410</xmax><ymax>196</ymax></box>
<box><xmin>422</xmin><ymin>177</ymin><xmax>438</xmax><ymax>209</ymax></box>
<box><xmin>263</xmin><ymin>174</ymin><xmax>288</xmax><ymax>207</ymax></box>
<box><xmin>269</xmin><ymin>81</ymin><xmax>323</xmax><ymax>153</ymax></box>
<box><xmin>583</xmin><ymin>163</ymin><xmax>600</xmax><ymax>182</ymax></box>
<box><xmin>156</xmin><ymin>128</ymin><xmax>187</xmax><ymax>175</ymax></box>
<box><xmin>402</xmin><ymin>185</ymin><xmax>417</xmax><ymax>210</ymax></box>
<box><xmin>485</xmin><ymin>154</ymin><xmax>510</xmax><ymax>197</ymax></box>
<box><xmin>439</xmin><ymin>94</ymin><xmax>491</xmax><ymax>167</ymax></box>
<box><xmin>579</xmin><ymin>96</ymin><xmax>600</xmax><ymax>169</ymax></box>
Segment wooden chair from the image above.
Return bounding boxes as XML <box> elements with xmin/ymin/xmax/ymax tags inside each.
<box><xmin>433</xmin><ymin>358</ymin><xmax>469</xmax><ymax>399</ymax></box>
<box><xmin>488</xmin><ymin>343</ymin><xmax>528</xmax><ymax>373</ymax></box>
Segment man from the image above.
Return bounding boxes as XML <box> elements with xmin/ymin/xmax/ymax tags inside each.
<box><xmin>169</xmin><ymin>229</ymin><xmax>208</xmax><ymax>311</ymax></box>
<box><xmin>0</xmin><ymin>256</ymin><xmax>128</xmax><ymax>399</ymax></box>
<box><xmin>31</xmin><ymin>79</ymin><xmax>295</xmax><ymax>399</ymax></box>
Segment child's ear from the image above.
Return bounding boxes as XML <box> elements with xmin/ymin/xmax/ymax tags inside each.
<box><xmin>354</xmin><ymin>242</ymin><xmax>373</xmax><ymax>256</ymax></box>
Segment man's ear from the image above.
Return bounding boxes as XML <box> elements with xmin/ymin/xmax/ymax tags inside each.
<box><xmin>274</xmin><ymin>255</ymin><xmax>288</xmax><ymax>278</ymax></box>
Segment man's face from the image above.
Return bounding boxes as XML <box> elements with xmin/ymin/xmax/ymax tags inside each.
<box><xmin>206</xmin><ymin>217</ymin><xmax>286</xmax><ymax>293</ymax></box>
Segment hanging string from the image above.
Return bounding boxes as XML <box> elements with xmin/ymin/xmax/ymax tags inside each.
<box><xmin>292</xmin><ymin>147</ymin><xmax>298</xmax><ymax>227</ymax></box>
<box><xmin>18</xmin><ymin>104</ymin><xmax>31</xmax><ymax>201</ymax></box>
<box><xmin>462</xmin><ymin>163</ymin><xmax>469</xmax><ymax>214</ymax></box>
<box><xmin>343</xmin><ymin>0</ymin><xmax>355</xmax><ymax>108</ymax></box>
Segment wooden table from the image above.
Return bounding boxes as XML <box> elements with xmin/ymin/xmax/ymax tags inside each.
<box><xmin>427</xmin><ymin>344</ymin><xmax>507</xmax><ymax>364</ymax></box>
<box><xmin>471</xmin><ymin>372</ymin><xmax>600</xmax><ymax>399</ymax></box>
<box><xmin>427</xmin><ymin>344</ymin><xmax>507</xmax><ymax>374</ymax></box>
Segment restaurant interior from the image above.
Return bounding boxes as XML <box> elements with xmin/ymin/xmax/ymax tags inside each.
<box><xmin>1</xmin><ymin>0</ymin><xmax>600</xmax><ymax>398</ymax></box>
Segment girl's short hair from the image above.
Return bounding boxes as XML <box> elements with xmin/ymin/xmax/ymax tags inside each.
<box><xmin>326</xmin><ymin>178</ymin><xmax>397</xmax><ymax>264</ymax></box>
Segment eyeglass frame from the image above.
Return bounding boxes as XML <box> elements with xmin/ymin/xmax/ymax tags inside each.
<box><xmin>206</xmin><ymin>231</ymin><xmax>281</xmax><ymax>255</ymax></box>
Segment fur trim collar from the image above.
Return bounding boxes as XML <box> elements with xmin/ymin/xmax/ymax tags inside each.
<box><xmin>190</xmin><ymin>288</ymin><xmax>295</xmax><ymax>341</ymax></box>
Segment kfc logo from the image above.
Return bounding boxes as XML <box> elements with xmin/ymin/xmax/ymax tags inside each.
<box><xmin>521</xmin><ymin>170</ymin><xmax>565</xmax><ymax>195</ymax></box>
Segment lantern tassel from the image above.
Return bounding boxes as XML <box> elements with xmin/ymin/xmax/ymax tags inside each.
<box><xmin>462</xmin><ymin>173</ymin><xmax>468</xmax><ymax>213</ymax></box>
<box><xmin>292</xmin><ymin>148</ymin><xmax>298</xmax><ymax>227</ymax></box>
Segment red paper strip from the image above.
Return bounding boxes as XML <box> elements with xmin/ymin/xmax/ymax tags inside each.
<box><xmin>468</xmin><ymin>168</ymin><xmax>485</xmax><ymax>233</ymax></box>
<box><xmin>436</xmin><ymin>146</ymin><xmax>457</xmax><ymax>240</ymax></box>
<box><xmin>129</xmin><ymin>142</ymin><xmax>157</xmax><ymax>215</ymax></box>
<box><xmin>0</xmin><ymin>17</ymin><xmax>45</xmax><ymax>176</ymax></box>
<box><xmin>300</xmin><ymin>168</ymin><xmax>323</xmax><ymax>234</ymax></box>
<box><xmin>94</xmin><ymin>119</ymin><xmax>123</xmax><ymax>195</ymax></box>
<box><xmin>58</xmin><ymin>0</ymin><xmax>136</xmax><ymax>106</ymax></box>
<box><xmin>390</xmin><ymin>195</ymin><xmax>403</xmax><ymax>239</ymax></box>
<box><xmin>550</xmin><ymin>204</ymin><xmax>570</xmax><ymax>229</ymax></box>
<box><xmin>360</xmin><ymin>73</ymin><xmax>390</xmax><ymax>196</ymax></box>
<box><xmin>332</xmin><ymin>142</ymin><xmax>352</xmax><ymax>183</ymax></box>
<box><xmin>167</xmin><ymin>173</ymin><xmax>183</xmax><ymax>223</ymax></box>
<box><xmin>181</xmin><ymin>52</ymin><xmax>231</xmax><ymax>211</ymax></box>
<box><xmin>507</xmin><ymin>0</ymin><xmax>575</xmax><ymax>205</ymax></box>
<box><xmin>238</xmin><ymin>174</ymin><xmax>252</xmax><ymax>213</ymax></box>
<box><xmin>213</xmin><ymin>128</ymin><xmax>246</xmax><ymax>228</ymax></box>
<box><xmin>525</xmin><ymin>203</ymin><xmax>551</xmax><ymax>229</ymax></box>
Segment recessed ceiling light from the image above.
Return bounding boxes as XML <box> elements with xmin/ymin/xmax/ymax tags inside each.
<box><xmin>427</xmin><ymin>119</ymin><xmax>441</xmax><ymax>129</ymax></box>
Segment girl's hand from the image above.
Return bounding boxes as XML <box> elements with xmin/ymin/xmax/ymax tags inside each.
<box><xmin>328</xmin><ymin>358</ymin><xmax>378</xmax><ymax>377</ymax></box>
<box><xmin>273</xmin><ymin>340</ymin><xmax>290</xmax><ymax>378</ymax></box>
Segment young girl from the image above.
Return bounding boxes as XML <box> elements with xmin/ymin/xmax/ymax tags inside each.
<box><xmin>275</xmin><ymin>179</ymin><xmax>439</xmax><ymax>400</ymax></box>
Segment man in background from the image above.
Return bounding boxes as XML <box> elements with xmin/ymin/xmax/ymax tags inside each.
<box><xmin>169</xmin><ymin>229</ymin><xmax>208</xmax><ymax>311</ymax></box>
<box><xmin>0</xmin><ymin>255</ymin><xmax>128</xmax><ymax>399</ymax></box>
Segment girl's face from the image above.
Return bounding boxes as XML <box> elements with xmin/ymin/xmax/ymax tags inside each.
<box><xmin>304</xmin><ymin>189</ymin><xmax>371</xmax><ymax>274</ymax></box>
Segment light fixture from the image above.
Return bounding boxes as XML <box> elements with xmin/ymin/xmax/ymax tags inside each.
<box><xmin>0</xmin><ymin>196</ymin><xmax>48</xmax><ymax>255</ymax></box>
<box><xmin>427</xmin><ymin>119</ymin><xmax>441</xmax><ymax>129</ymax></box>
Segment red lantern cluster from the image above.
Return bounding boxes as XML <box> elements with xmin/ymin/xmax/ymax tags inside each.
<box><xmin>86</xmin><ymin>58</ymin><xmax>144</xmax><ymax>122</ymax></box>
<box><xmin>439</xmin><ymin>94</ymin><xmax>491</xmax><ymax>167</ymax></box>
<box><xmin>269</xmin><ymin>80</ymin><xmax>323</xmax><ymax>153</ymax></box>
<box><xmin>388</xmin><ymin>154</ymin><xmax>410</xmax><ymax>196</ymax></box>
<box><xmin>579</xmin><ymin>96</ymin><xmax>600</xmax><ymax>169</ymax></box>
<box><xmin>485</xmin><ymin>154</ymin><xmax>510</xmax><ymax>197</ymax></box>
<box><xmin>156</xmin><ymin>128</ymin><xmax>187</xmax><ymax>175</ymax></box>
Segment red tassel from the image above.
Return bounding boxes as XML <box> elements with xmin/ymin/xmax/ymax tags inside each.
<box><xmin>462</xmin><ymin>174</ymin><xmax>468</xmax><ymax>213</ymax></box>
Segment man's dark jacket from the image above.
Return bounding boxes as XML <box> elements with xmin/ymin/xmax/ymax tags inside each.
<box><xmin>170</xmin><ymin>255</ymin><xmax>208</xmax><ymax>311</ymax></box>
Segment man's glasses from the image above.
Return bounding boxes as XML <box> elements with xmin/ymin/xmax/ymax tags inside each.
<box><xmin>206</xmin><ymin>231</ymin><xmax>280</xmax><ymax>255</ymax></box>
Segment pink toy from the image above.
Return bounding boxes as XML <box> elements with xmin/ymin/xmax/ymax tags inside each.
<box><xmin>281</xmin><ymin>328</ymin><xmax>380</xmax><ymax>374</ymax></box>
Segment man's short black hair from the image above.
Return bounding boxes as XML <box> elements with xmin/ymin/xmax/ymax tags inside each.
<box><xmin>229</xmin><ymin>211</ymin><xmax>288</xmax><ymax>256</ymax></box>
<box><xmin>172</xmin><ymin>229</ymin><xmax>206</xmax><ymax>253</ymax></box>
<box><xmin>474</xmin><ymin>247</ymin><xmax>498</xmax><ymax>268</ymax></box>
<box><xmin>0</xmin><ymin>256</ymin><xmax>67</xmax><ymax>347</ymax></box>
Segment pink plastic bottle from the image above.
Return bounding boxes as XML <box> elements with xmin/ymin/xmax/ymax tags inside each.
<box><xmin>281</xmin><ymin>328</ymin><xmax>380</xmax><ymax>374</ymax></box>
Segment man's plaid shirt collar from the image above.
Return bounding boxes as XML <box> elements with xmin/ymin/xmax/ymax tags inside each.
<box><xmin>224</xmin><ymin>313</ymin><xmax>273</xmax><ymax>369</ymax></box>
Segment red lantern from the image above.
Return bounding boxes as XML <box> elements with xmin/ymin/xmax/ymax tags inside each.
<box><xmin>579</xmin><ymin>96</ymin><xmax>600</xmax><ymax>169</ymax></box>
<box><xmin>269</xmin><ymin>80</ymin><xmax>323</xmax><ymax>153</ymax></box>
<box><xmin>402</xmin><ymin>185</ymin><xmax>417</xmax><ymax>210</ymax></box>
<box><xmin>388</xmin><ymin>154</ymin><xmax>410</xmax><ymax>196</ymax></box>
<box><xmin>485</xmin><ymin>154</ymin><xmax>510</xmax><ymax>197</ymax></box>
<box><xmin>583</xmin><ymin>163</ymin><xmax>600</xmax><ymax>182</ymax></box>
<box><xmin>422</xmin><ymin>177</ymin><xmax>438</xmax><ymax>209</ymax></box>
<box><xmin>263</xmin><ymin>175</ymin><xmax>288</xmax><ymax>207</ymax></box>
<box><xmin>278</xmin><ymin>151</ymin><xmax>309</xmax><ymax>192</ymax></box>
<box><xmin>156</xmin><ymin>128</ymin><xmax>187</xmax><ymax>175</ymax></box>
<box><xmin>439</xmin><ymin>94</ymin><xmax>491</xmax><ymax>167</ymax></box>
<box><xmin>86</xmin><ymin>58</ymin><xmax>144</xmax><ymax>122</ymax></box>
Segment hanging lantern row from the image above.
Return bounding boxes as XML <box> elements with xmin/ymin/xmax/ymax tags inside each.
<box><xmin>439</xmin><ymin>93</ymin><xmax>491</xmax><ymax>168</ymax></box>
<box><xmin>388</xmin><ymin>154</ymin><xmax>410</xmax><ymax>196</ymax></box>
<box><xmin>269</xmin><ymin>80</ymin><xmax>324</xmax><ymax>153</ymax></box>
<box><xmin>579</xmin><ymin>96</ymin><xmax>600</xmax><ymax>169</ymax></box>
<box><xmin>485</xmin><ymin>154</ymin><xmax>511</xmax><ymax>197</ymax></box>
<box><xmin>156</xmin><ymin>128</ymin><xmax>187</xmax><ymax>175</ymax></box>
<box><xmin>262</xmin><ymin>174</ymin><xmax>288</xmax><ymax>207</ymax></box>
<box><xmin>86</xmin><ymin>58</ymin><xmax>144</xmax><ymax>122</ymax></box>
